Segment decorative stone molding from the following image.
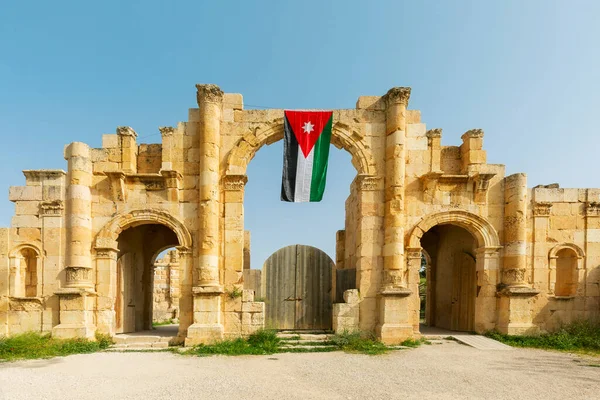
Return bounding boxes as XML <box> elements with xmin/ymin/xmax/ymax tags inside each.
<box><xmin>104</xmin><ymin>171</ymin><xmax>126</xmax><ymax>201</ymax></box>
<box><xmin>225</xmin><ymin>121</ymin><xmax>376</xmax><ymax>177</ymax></box>
<box><xmin>9</xmin><ymin>297</ymin><xmax>44</xmax><ymax>311</ymax></box>
<box><xmin>160</xmin><ymin>170</ymin><xmax>182</xmax><ymax>189</ymax></box>
<box><xmin>407</xmin><ymin>210</ymin><xmax>501</xmax><ymax>249</ymax></box>
<box><xmin>384</xmin><ymin>87</ymin><xmax>411</xmax><ymax>107</ymax></box>
<box><xmin>382</xmin><ymin>269</ymin><xmax>407</xmax><ymax>290</ymax></box>
<box><xmin>196</xmin><ymin>83</ymin><xmax>224</xmax><ymax>104</ymax></box>
<box><xmin>159</xmin><ymin>126</ymin><xmax>176</xmax><ymax>136</ymax></box>
<box><xmin>586</xmin><ymin>202</ymin><xmax>600</xmax><ymax>217</ymax></box>
<box><xmin>95</xmin><ymin>248</ymin><xmax>118</xmax><ymax>260</ymax></box>
<box><xmin>223</xmin><ymin>174</ymin><xmax>248</xmax><ymax>191</ymax></box>
<box><xmin>473</xmin><ymin>172</ymin><xmax>496</xmax><ymax>204</ymax></box>
<box><xmin>39</xmin><ymin>200</ymin><xmax>64</xmax><ymax>216</ymax></box>
<box><xmin>356</xmin><ymin>175</ymin><xmax>382</xmax><ymax>191</ymax></box>
<box><xmin>23</xmin><ymin>169</ymin><xmax>66</xmax><ymax>182</ymax></box>
<box><xmin>116</xmin><ymin>126</ymin><xmax>137</xmax><ymax>137</ymax></box>
<box><xmin>95</xmin><ymin>209</ymin><xmax>193</xmax><ymax>250</ymax></box>
<box><xmin>533</xmin><ymin>202</ymin><xmax>553</xmax><ymax>217</ymax></box>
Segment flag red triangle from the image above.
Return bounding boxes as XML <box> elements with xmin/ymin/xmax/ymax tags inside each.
<box><xmin>285</xmin><ymin>111</ymin><xmax>333</xmax><ymax>158</ymax></box>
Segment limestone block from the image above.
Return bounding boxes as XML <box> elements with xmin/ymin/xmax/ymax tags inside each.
<box><xmin>586</xmin><ymin>229</ymin><xmax>600</xmax><ymax>243</ymax></box>
<box><xmin>242</xmin><ymin>302</ymin><xmax>263</xmax><ymax>313</ymax></box>
<box><xmin>242</xmin><ymin>289</ymin><xmax>254</xmax><ymax>303</ymax></box>
<box><xmin>406</xmin><ymin>110</ymin><xmax>421</xmax><ymax>124</ymax></box>
<box><xmin>9</xmin><ymin>186</ymin><xmax>42</xmax><ymax>202</ymax></box>
<box><xmin>15</xmin><ymin>201</ymin><xmax>40</xmax><ymax>216</ymax></box>
<box><xmin>407</xmin><ymin>137</ymin><xmax>427</xmax><ymax>151</ymax></box>
<box><xmin>356</xmin><ymin>96</ymin><xmax>384</xmax><ymax>110</ymax></box>
<box><xmin>11</xmin><ymin>215</ymin><xmax>40</xmax><ymax>228</ymax></box>
<box><xmin>102</xmin><ymin>134</ymin><xmax>118</xmax><ymax>148</ymax></box>
<box><xmin>406</xmin><ymin>123</ymin><xmax>426</xmax><ymax>138</ymax></box>
<box><xmin>344</xmin><ymin>289</ymin><xmax>360</xmax><ymax>304</ymax></box>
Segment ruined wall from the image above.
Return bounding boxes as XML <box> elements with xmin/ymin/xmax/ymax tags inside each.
<box><xmin>152</xmin><ymin>251</ymin><xmax>180</xmax><ymax>323</ymax></box>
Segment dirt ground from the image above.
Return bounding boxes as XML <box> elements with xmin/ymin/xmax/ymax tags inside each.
<box><xmin>1</xmin><ymin>341</ymin><xmax>599</xmax><ymax>400</ymax></box>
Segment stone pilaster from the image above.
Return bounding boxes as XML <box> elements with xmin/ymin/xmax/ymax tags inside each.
<box><xmin>117</xmin><ymin>126</ymin><xmax>137</xmax><ymax>173</ymax></box>
<box><xmin>382</xmin><ymin>87</ymin><xmax>410</xmax><ymax>289</ymax></box>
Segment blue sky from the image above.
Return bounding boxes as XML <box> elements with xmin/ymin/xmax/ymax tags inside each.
<box><xmin>1</xmin><ymin>1</ymin><xmax>599</xmax><ymax>268</ymax></box>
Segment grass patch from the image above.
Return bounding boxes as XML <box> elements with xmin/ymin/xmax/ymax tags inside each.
<box><xmin>400</xmin><ymin>337</ymin><xmax>430</xmax><ymax>347</ymax></box>
<box><xmin>0</xmin><ymin>332</ymin><xmax>114</xmax><ymax>362</ymax></box>
<box><xmin>184</xmin><ymin>329</ymin><xmax>281</xmax><ymax>356</ymax></box>
<box><xmin>329</xmin><ymin>331</ymin><xmax>389</xmax><ymax>355</ymax></box>
<box><xmin>152</xmin><ymin>319</ymin><xmax>176</xmax><ymax>327</ymax></box>
<box><xmin>485</xmin><ymin>320</ymin><xmax>600</xmax><ymax>355</ymax></box>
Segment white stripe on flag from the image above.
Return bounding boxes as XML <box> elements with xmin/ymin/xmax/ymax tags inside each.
<box><xmin>294</xmin><ymin>148</ymin><xmax>314</xmax><ymax>202</ymax></box>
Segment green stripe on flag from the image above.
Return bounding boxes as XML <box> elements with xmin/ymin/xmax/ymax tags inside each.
<box><xmin>309</xmin><ymin>116</ymin><xmax>333</xmax><ymax>201</ymax></box>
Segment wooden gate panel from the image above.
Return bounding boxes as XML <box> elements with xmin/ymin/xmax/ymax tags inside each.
<box><xmin>295</xmin><ymin>245</ymin><xmax>333</xmax><ymax>330</ymax></box>
<box><xmin>263</xmin><ymin>246</ymin><xmax>296</xmax><ymax>330</ymax></box>
<box><xmin>263</xmin><ymin>245</ymin><xmax>334</xmax><ymax>330</ymax></box>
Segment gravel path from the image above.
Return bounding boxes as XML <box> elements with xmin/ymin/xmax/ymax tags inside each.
<box><xmin>1</xmin><ymin>342</ymin><xmax>599</xmax><ymax>400</ymax></box>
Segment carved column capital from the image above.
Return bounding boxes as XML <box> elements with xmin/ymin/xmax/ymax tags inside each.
<box><xmin>196</xmin><ymin>83</ymin><xmax>224</xmax><ymax>105</ymax></box>
<box><xmin>223</xmin><ymin>174</ymin><xmax>248</xmax><ymax>191</ymax></box>
<box><xmin>384</xmin><ymin>87</ymin><xmax>411</xmax><ymax>107</ymax></box>
<box><xmin>586</xmin><ymin>202</ymin><xmax>600</xmax><ymax>217</ymax></box>
<box><xmin>533</xmin><ymin>202</ymin><xmax>553</xmax><ymax>217</ymax></box>
<box><xmin>159</xmin><ymin>126</ymin><xmax>176</xmax><ymax>136</ymax></box>
<box><xmin>65</xmin><ymin>266</ymin><xmax>94</xmax><ymax>289</ymax></box>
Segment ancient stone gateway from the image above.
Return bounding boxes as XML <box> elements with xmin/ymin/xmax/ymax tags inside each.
<box><xmin>1</xmin><ymin>83</ymin><xmax>599</xmax><ymax>345</ymax></box>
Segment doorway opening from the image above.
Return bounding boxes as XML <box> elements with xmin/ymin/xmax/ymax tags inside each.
<box><xmin>420</xmin><ymin>224</ymin><xmax>477</xmax><ymax>332</ymax></box>
<box><xmin>115</xmin><ymin>223</ymin><xmax>180</xmax><ymax>335</ymax></box>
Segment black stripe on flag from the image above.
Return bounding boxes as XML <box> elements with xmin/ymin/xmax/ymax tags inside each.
<box><xmin>281</xmin><ymin>114</ymin><xmax>299</xmax><ymax>202</ymax></box>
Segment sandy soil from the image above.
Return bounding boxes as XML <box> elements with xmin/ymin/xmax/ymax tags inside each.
<box><xmin>1</xmin><ymin>342</ymin><xmax>598</xmax><ymax>400</ymax></box>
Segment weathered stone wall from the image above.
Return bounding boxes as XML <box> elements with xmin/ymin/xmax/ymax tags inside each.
<box><xmin>152</xmin><ymin>251</ymin><xmax>180</xmax><ymax>323</ymax></box>
<box><xmin>1</xmin><ymin>83</ymin><xmax>598</xmax><ymax>345</ymax></box>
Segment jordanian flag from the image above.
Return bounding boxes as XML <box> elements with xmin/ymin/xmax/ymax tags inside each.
<box><xmin>281</xmin><ymin>110</ymin><xmax>333</xmax><ymax>202</ymax></box>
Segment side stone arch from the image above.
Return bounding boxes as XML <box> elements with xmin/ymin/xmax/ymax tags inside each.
<box><xmin>549</xmin><ymin>243</ymin><xmax>585</xmax><ymax>262</ymax></box>
<box><xmin>94</xmin><ymin>209</ymin><xmax>192</xmax><ymax>251</ymax></box>
<box><xmin>225</xmin><ymin>119</ymin><xmax>377</xmax><ymax>176</ymax></box>
<box><xmin>8</xmin><ymin>243</ymin><xmax>43</xmax><ymax>298</ymax></box>
<box><xmin>407</xmin><ymin>210</ymin><xmax>501</xmax><ymax>250</ymax></box>
<box><xmin>405</xmin><ymin>210</ymin><xmax>502</xmax><ymax>333</ymax></box>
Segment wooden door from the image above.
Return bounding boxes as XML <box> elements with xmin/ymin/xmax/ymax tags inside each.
<box><xmin>263</xmin><ymin>245</ymin><xmax>333</xmax><ymax>330</ymax></box>
<box><xmin>451</xmin><ymin>252</ymin><xmax>476</xmax><ymax>331</ymax></box>
<box><xmin>116</xmin><ymin>252</ymin><xmax>136</xmax><ymax>333</ymax></box>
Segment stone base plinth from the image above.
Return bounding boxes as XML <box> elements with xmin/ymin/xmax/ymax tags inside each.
<box><xmin>185</xmin><ymin>323</ymin><xmax>224</xmax><ymax>346</ymax></box>
<box><xmin>52</xmin><ymin>323</ymin><xmax>96</xmax><ymax>340</ymax></box>
<box><xmin>497</xmin><ymin>286</ymin><xmax>540</xmax><ymax>335</ymax></box>
<box><xmin>185</xmin><ymin>286</ymin><xmax>224</xmax><ymax>346</ymax></box>
<box><xmin>376</xmin><ymin>288</ymin><xmax>415</xmax><ymax>344</ymax></box>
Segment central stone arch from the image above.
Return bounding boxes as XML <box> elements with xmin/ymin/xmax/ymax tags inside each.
<box><xmin>225</xmin><ymin>119</ymin><xmax>377</xmax><ymax>176</ymax></box>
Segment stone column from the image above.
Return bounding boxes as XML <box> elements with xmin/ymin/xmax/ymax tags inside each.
<box><xmin>498</xmin><ymin>173</ymin><xmax>539</xmax><ymax>334</ymax></box>
<box><xmin>503</xmin><ymin>173</ymin><xmax>528</xmax><ymax>287</ymax></box>
<box><xmin>196</xmin><ymin>84</ymin><xmax>223</xmax><ymax>288</ymax></box>
<box><xmin>376</xmin><ymin>88</ymin><xmax>414</xmax><ymax>344</ymax></box>
<box><xmin>52</xmin><ymin>142</ymin><xmax>96</xmax><ymax>339</ymax></box>
<box><xmin>382</xmin><ymin>87</ymin><xmax>411</xmax><ymax>289</ymax></box>
<box><xmin>186</xmin><ymin>84</ymin><xmax>225</xmax><ymax>344</ymax></box>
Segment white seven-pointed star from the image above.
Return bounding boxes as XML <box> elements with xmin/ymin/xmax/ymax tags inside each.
<box><xmin>302</xmin><ymin>121</ymin><xmax>315</xmax><ymax>134</ymax></box>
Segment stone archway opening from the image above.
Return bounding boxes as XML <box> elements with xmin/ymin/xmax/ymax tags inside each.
<box><xmin>420</xmin><ymin>224</ymin><xmax>477</xmax><ymax>332</ymax></box>
<box><xmin>115</xmin><ymin>224</ymin><xmax>180</xmax><ymax>334</ymax></box>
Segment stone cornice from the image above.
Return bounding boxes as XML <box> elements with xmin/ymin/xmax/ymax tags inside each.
<box><xmin>116</xmin><ymin>126</ymin><xmax>138</xmax><ymax>137</ymax></box>
<box><xmin>586</xmin><ymin>202</ymin><xmax>600</xmax><ymax>217</ymax></box>
<box><xmin>196</xmin><ymin>83</ymin><xmax>224</xmax><ymax>105</ymax></box>
<box><xmin>384</xmin><ymin>87</ymin><xmax>411</xmax><ymax>107</ymax></box>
